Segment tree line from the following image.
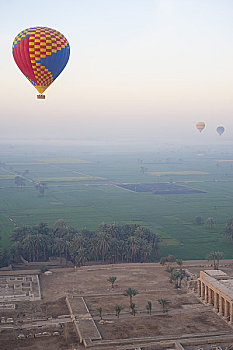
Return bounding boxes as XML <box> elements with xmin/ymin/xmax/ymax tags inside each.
<box><xmin>0</xmin><ymin>221</ymin><xmax>160</xmax><ymax>268</ymax></box>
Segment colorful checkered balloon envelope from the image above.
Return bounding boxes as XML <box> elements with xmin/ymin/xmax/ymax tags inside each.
<box><xmin>12</xmin><ymin>27</ymin><xmax>70</xmax><ymax>96</ymax></box>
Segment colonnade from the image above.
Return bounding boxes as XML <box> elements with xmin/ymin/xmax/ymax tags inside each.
<box><xmin>197</xmin><ymin>278</ymin><xmax>233</xmax><ymax>323</ymax></box>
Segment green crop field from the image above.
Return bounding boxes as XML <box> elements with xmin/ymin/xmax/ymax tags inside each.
<box><xmin>0</xmin><ymin>142</ymin><xmax>233</xmax><ymax>260</ymax></box>
<box><xmin>0</xmin><ymin>175</ymin><xmax>16</xmax><ymax>180</ymax></box>
<box><xmin>148</xmin><ymin>171</ymin><xmax>208</xmax><ymax>175</ymax></box>
<box><xmin>35</xmin><ymin>176</ymin><xmax>106</xmax><ymax>182</ymax></box>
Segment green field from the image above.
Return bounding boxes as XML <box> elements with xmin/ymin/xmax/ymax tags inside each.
<box><xmin>0</xmin><ymin>142</ymin><xmax>233</xmax><ymax>260</ymax></box>
<box><xmin>148</xmin><ymin>171</ymin><xmax>208</xmax><ymax>175</ymax></box>
<box><xmin>35</xmin><ymin>176</ymin><xmax>106</xmax><ymax>182</ymax></box>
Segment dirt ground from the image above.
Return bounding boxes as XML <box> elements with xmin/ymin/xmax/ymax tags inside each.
<box><xmin>40</xmin><ymin>262</ymin><xmax>233</xmax><ymax>341</ymax></box>
<box><xmin>1</xmin><ymin>261</ymin><xmax>233</xmax><ymax>349</ymax></box>
<box><xmin>40</xmin><ymin>260</ymin><xmax>233</xmax><ymax>300</ymax></box>
<box><xmin>0</xmin><ymin>297</ymin><xmax>69</xmax><ymax>320</ymax></box>
<box><xmin>0</xmin><ymin>322</ymin><xmax>79</xmax><ymax>350</ymax></box>
<box><xmin>96</xmin><ymin>310</ymin><xmax>230</xmax><ymax>339</ymax></box>
<box><xmin>40</xmin><ymin>263</ymin><xmax>177</xmax><ymax>300</ymax></box>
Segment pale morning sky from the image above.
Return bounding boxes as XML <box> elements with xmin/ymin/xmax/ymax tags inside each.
<box><xmin>1</xmin><ymin>0</ymin><xmax>233</xmax><ymax>143</ymax></box>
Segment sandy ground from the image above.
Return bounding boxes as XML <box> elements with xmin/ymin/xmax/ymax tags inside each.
<box><xmin>40</xmin><ymin>263</ymin><xmax>177</xmax><ymax>300</ymax></box>
<box><xmin>0</xmin><ymin>322</ymin><xmax>79</xmax><ymax>350</ymax></box>
<box><xmin>1</xmin><ymin>260</ymin><xmax>233</xmax><ymax>349</ymax></box>
<box><xmin>96</xmin><ymin>310</ymin><xmax>230</xmax><ymax>340</ymax></box>
<box><xmin>40</xmin><ymin>262</ymin><xmax>233</xmax><ymax>341</ymax></box>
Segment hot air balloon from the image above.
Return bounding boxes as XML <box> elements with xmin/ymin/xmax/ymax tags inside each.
<box><xmin>216</xmin><ymin>126</ymin><xmax>225</xmax><ymax>136</ymax></box>
<box><xmin>196</xmin><ymin>122</ymin><xmax>205</xmax><ymax>133</ymax></box>
<box><xmin>12</xmin><ymin>27</ymin><xmax>70</xmax><ymax>99</ymax></box>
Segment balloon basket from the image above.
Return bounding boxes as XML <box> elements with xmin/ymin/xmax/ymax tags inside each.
<box><xmin>37</xmin><ymin>94</ymin><xmax>45</xmax><ymax>99</ymax></box>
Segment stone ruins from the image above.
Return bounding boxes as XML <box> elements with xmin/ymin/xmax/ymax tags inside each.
<box><xmin>0</xmin><ymin>274</ymin><xmax>41</xmax><ymax>302</ymax></box>
<box><xmin>197</xmin><ymin>270</ymin><xmax>233</xmax><ymax>323</ymax></box>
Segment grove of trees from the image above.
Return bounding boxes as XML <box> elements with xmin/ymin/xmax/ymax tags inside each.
<box><xmin>0</xmin><ymin>221</ymin><xmax>160</xmax><ymax>268</ymax></box>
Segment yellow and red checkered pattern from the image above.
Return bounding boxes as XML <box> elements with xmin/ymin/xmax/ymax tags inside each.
<box><xmin>12</xmin><ymin>27</ymin><xmax>70</xmax><ymax>94</ymax></box>
<box><xmin>29</xmin><ymin>27</ymin><xmax>68</xmax><ymax>89</ymax></box>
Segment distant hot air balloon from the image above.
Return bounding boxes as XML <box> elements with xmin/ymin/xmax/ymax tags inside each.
<box><xmin>12</xmin><ymin>27</ymin><xmax>70</xmax><ymax>99</ymax></box>
<box><xmin>196</xmin><ymin>122</ymin><xmax>205</xmax><ymax>133</ymax></box>
<box><xmin>216</xmin><ymin>126</ymin><xmax>225</xmax><ymax>136</ymax></box>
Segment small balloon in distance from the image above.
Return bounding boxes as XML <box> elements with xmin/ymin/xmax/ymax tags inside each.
<box><xmin>196</xmin><ymin>122</ymin><xmax>205</xmax><ymax>133</ymax></box>
<box><xmin>216</xmin><ymin>126</ymin><xmax>225</xmax><ymax>136</ymax></box>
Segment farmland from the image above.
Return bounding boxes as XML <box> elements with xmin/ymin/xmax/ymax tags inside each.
<box><xmin>0</xmin><ymin>141</ymin><xmax>233</xmax><ymax>259</ymax></box>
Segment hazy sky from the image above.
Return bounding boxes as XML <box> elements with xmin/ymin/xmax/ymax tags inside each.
<box><xmin>1</xmin><ymin>0</ymin><xmax>233</xmax><ymax>143</ymax></box>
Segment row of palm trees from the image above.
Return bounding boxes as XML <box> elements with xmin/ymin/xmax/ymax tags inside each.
<box><xmin>160</xmin><ymin>257</ymin><xmax>186</xmax><ymax>288</ymax></box>
<box><xmin>167</xmin><ymin>266</ymin><xmax>185</xmax><ymax>288</ymax></box>
<box><xmin>97</xmin><ymin>287</ymin><xmax>170</xmax><ymax>319</ymax></box>
<box><xmin>163</xmin><ymin>252</ymin><xmax>225</xmax><ymax>290</ymax></box>
<box><xmin>0</xmin><ymin>221</ymin><xmax>160</xmax><ymax>267</ymax></box>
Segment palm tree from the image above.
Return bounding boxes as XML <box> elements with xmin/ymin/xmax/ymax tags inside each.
<box><xmin>123</xmin><ymin>288</ymin><xmax>138</xmax><ymax>309</ymax></box>
<box><xmin>34</xmin><ymin>233</ymin><xmax>48</xmax><ymax>261</ymax></box>
<box><xmin>89</xmin><ymin>238</ymin><xmax>99</xmax><ymax>261</ymax></box>
<box><xmin>97</xmin><ymin>306</ymin><xmax>103</xmax><ymax>320</ymax></box>
<box><xmin>22</xmin><ymin>234</ymin><xmax>40</xmax><ymax>262</ymax></box>
<box><xmin>158</xmin><ymin>298</ymin><xmax>170</xmax><ymax>313</ymax></box>
<box><xmin>206</xmin><ymin>251</ymin><xmax>224</xmax><ymax>270</ymax></box>
<box><xmin>170</xmin><ymin>270</ymin><xmax>180</xmax><ymax>288</ymax></box>
<box><xmin>52</xmin><ymin>220</ymin><xmax>69</xmax><ymax>237</ymax></box>
<box><xmin>114</xmin><ymin>304</ymin><xmax>123</xmax><ymax>318</ymax></box>
<box><xmin>139</xmin><ymin>240</ymin><xmax>152</xmax><ymax>262</ymax></box>
<box><xmin>75</xmin><ymin>247</ymin><xmax>87</xmax><ymax>267</ymax></box>
<box><xmin>53</xmin><ymin>237</ymin><xmax>65</xmax><ymax>262</ymax></box>
<box><xmin>107</xmin><ymin>276</ymin><xmax>117</xmax><ymax>289</ymax></box>
<box><xmin>35</xmin><ymin>222</ymin><xmax>50</xmax><ymax>235</ymax></box>
<box><xmin>206</xmin><ymin>217</ymin><xmax>215</xmax><ymax>230</ymax></box>
<box><xmin>97</xmin><ymin>231</ymin><xmax>110</xmax><ymax>263</ymax></box>
<box><xmin>150</xmin><ymin>232</ymin><xmax>160</xmax><ymax>258</ymax></box>
<box><xmin>130</xmin><ymin>302</ymin><xmax>136</xmax><ymax>316</ymax></box>
<box><xmin>109</xmin><ymin>237</ymin><xmax>120</xmax><ymax>263</ymax></box>
<box><xmin>128</xmin><ymin>236</ymin><xmax>139</xmax><ymax>262</ymax></box>
<box><xmin>146</xmin><ymin>301</ymin><xmax>152</xmax><ymax>315</ymax></box>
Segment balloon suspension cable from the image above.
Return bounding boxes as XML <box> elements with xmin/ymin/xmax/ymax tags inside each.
<box><xmin>37</xmin><ymin>94</ymin><xmax>45</xmax><ymax>100</ymax></box>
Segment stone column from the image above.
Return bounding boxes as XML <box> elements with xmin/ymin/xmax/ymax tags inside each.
<box><xmin>200</xmin><ymin>281</ymin><xmax>204</xmax><ymax>299</ymax></box>
<box><xmin>224</xmin><ymin>299</ymin><xmax>229</xmax><ymax>320</ymax></box>
<box><xmin>214</xmin><ymin>291</ymin><xmax>218</xmax><ymax>311</ymax></box>
<box><xmin>204</xmin><ymin>284</ymin><xmax>208</xmax><ymax>303</ymax></box>
<box><xmin>219</xmin><ymin>296</ymin><xmax>223</xmax><ymax>316</ymax></box>
<box><xmin>208</xmin><ymin>287</ymin><xmax>212</xmax><ymax>305</ymax></box>
<box><xmin>193</xmin><ymin>280</ymin><xmax>196</xmax><ymax>293</ymax></box>
<box><xmin>197</xmin><ymin>280</ymin><xmax>201</xmax><ymax>297</ymax></box>
<box><xmin>230</xmin><ymin>302</ymin><xmax>233</xmax><ymax>323</ymax></box>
